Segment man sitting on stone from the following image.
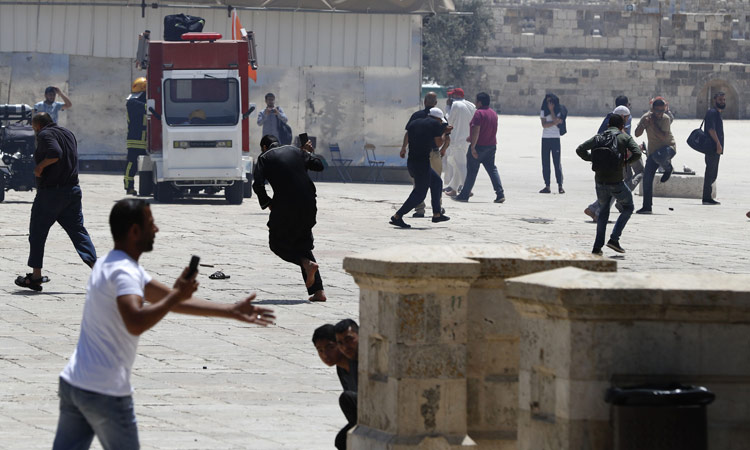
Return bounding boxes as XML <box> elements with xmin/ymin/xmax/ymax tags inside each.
<box><xmin>313</xmin><ymin>324</ymin><xmax>358</xmax><ymax>450</ymax></box>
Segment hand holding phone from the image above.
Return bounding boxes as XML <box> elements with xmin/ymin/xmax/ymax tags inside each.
<box><xmin>298</xmin><ymin>133</ymin><xmax>309</xmax><ymax>148</ymax></box>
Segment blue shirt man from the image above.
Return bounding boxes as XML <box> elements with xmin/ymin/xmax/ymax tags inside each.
<box><xmin>34</xmin><ymin>86</ymin><xmax>72</xmax><ymax>123</ymax></box>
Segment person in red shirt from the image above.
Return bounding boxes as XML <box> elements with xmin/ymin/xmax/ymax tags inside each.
<box><xmin>452</xmin><ymin>92</ymin><xmax>505</xmax><ymax>203</ymax></box>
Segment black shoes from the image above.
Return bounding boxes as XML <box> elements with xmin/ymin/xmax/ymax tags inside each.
<box><xmin>452</xmin><ymin>196</ymin><xmax>469</xmax><ymax>202</ymax></box>
<box><xmin>412</xmin><ymin>212</ymin><xmax>425</xmax><ymax>218</ymax></box>
<box><xmin>389</xmin><ymin>216</ymin><xmax>411</xmax><ymax>228</ymax></box>
<box><xmin>432</xmin><ymin>215</ymin><xmax>450</xmax><ymax>223</ymax></box>
<box><xmin>636</xmin><ymin>207</ymin><xmax>652</xmax><ymax>214</ymax></box>
<box><xmin>558</xmin><ymin>185</ymin><xmax>565</xmax><ymax>194</ymax></box>
<box><xmin>494</xmin><ymin>196</ymin><xmax>506</xmax><ymax>204</ymax></box>
<box><xmin>702</xmin><ymin>199</ymin><xmax>720</xmax><ymax>205</ymax></box>
<box><xmin>592</xmin><ymin>248</ymin><xmax>603</xmax><ymax>256</ymax></box>
<box><xmin>606</xmin><ymin>239</ymin><xmax>625</xmax><ymax>253</ymax></box>
<box><xmin>539</xmin><ymin>186</ymin><xmax>551</xmax><ymax>194</ymax></box>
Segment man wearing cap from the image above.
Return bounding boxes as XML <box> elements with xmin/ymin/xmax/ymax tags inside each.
<box><xmin>34</xmin><ymin>86</ymin><xmax>72</xmax><ymax>123</ymax></box>
<box><xmin>124</xmin><ymin>77</ymin><xmax>148</xmax><ymax>195</ymax></box>
<box><xmin>390</xmin><ymin>107</ymin><xmax>452</xmax><ymax>228</ymax></box>
<box><xmin>444</xmin><ymin>88</ymin><xmax>476</xmax><ymax>197</ymax></box>
<box><xmin>584</xmin><ymin>103</ymin><xmax>635</xmax><ymax>222</ymax></box>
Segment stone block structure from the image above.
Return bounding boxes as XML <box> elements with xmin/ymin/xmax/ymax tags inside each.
<box><xmin>467</xmin><ymin>1</ymin><xmax>750</xmax><ymax>118</ymax></box>
<box><xmin>636</xmin><ymin>173</ymin><xmax>715</xmax><ymax>199</ymax></box>
<box><xmin>505</xmin><ymin>267</ymin><xmax>750</xmax><ymax>450</ymax></box>
<box><xmin>343</xmin><ymin>245</ymin><xmax>615</xmax><ymax>450</ymax></box>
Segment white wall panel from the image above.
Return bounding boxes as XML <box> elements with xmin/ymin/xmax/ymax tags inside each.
<box><xmin>2</xmin><ymin>6</ymin><xmax>417</xmax><ymax>68</ymax></box>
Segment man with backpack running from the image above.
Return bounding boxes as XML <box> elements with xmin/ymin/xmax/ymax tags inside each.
<box><xmin>576</xmin><ymin>114</ymin><xmax>642</xmax><ymax>255</ymax></box>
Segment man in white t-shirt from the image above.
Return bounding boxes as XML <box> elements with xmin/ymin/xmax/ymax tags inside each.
<box><xmin>52</xmin><ymin>198</ymin><xmax>275</xmax><ymax>450</ymax></box>
<box><xmin>443</xmin><ymin>88</ymin><xmax>476</xmax><ymax>197</ymax></box>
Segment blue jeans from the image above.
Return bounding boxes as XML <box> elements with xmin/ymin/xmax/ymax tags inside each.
<box><xmin>641</xmin><ymin>146</ymin><xmax>675</xmax><ymax>209</ymax></box>
<box><xmin>703</xmin><ymin>152</ymin><xmax>720</xmax><ymax>201</ymax></box>
<box><xmin>541</xmin><ymin>138</ymin><xmax>563</xmax><ymax>186</ymax></box>
<box><xmin>457</xmin><ymin>145</ymin><xmax>504</xmax><ymax>200</ymax></box>
<box><xmin>594</xmin><ymin>181</ymin><xmax>634</xmax><ymax>250</ymax></box>
<box><xmin>53</xmin><ymin>378</ymin><xmax>140</xmax><ymax>450</ymax></box>
<box><xmin>397</xmin><ymin>157</ymin><xmax>442</xmax><ymax>216</ymax></box>
<box><xmin>28</xmin><ymin>185</ymin><xmax>97</xmax><ymax>269</ymax></box>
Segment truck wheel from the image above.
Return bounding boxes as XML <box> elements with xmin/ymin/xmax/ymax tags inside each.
<box><xmin>156</xmin><ymin>182</ymin><xmax>175</xmax><ymax>203</ymax></box>
<box><xmin>243</xmin><ymin>173</ymin><xmax>253</xmax><ymax>198</ymax></box>
<box><xmin>225</xmin><ymin>180</ymin><xmax>243</xmax><ymax>205</ymax></box>
<box><xmin>139</xmin><ymin>171</ymin><xmax>154</xmax><ymax>197</ymax></box>
<box><xmin>0</xmin><ymin>176</ymin><xmax>5</xmax><ymax>203</ymax></box>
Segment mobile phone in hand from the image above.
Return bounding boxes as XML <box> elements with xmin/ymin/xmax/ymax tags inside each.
<box><xmin>298</xmin><ymin>133</ymin><xmax>308</xmax><ymax>148</ymax></box>
<box><xmin>186</xmin><ymin>255</ymin><xmax>200</xmax><ymax>279</ymax></box>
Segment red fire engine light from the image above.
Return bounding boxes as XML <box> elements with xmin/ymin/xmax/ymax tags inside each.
<box><xmin>181</xmin><ymin>32</ymin><xmax>223</xmax><ymax>41</ymax></box>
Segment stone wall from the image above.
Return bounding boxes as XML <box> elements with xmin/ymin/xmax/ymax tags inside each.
<box><xmin>465</xmin><ymin>56</ymin><xmax>750</xmax><ymax>119</ymax></box>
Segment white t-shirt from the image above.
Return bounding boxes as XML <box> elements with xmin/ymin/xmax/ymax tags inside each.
<box><xmin>447</xmin><ymin>99</ymin><xmax>476</xmax><ymax>146</ymax></box>
<box><xmin>61</xmin><ymin>250</ymin><xmax>152</xmax><ymax>397</ymax></box>
<box><xmin>541</xmin><ymin>110</ymin><xmax>562</xmax><ymax>139</ymax></box>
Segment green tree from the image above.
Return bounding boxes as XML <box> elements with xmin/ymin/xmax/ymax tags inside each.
<box><xmin>422</xmin><ymin>0</ymin><xmax>494</xmax><ymax>87</ymax></box>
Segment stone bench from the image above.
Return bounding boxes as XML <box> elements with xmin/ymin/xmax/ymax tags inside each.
<box><xmin>636</xmin><ymin>173</ymin><xmax>716</xmax><ymax>199</ymax></box>
<box><xmin>505</xmin><ymin>267</ymin><xmax>750</xmax><ymax>450</ymax></box>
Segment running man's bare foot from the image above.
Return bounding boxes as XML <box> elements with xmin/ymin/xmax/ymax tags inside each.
<box><xmin>302</xmin><ymin>258</ymin><xmax>319</xmax><ymax>288</ymax></box>
<box><xmin>309</xmin><ymin>290</ymin><xmax>326</xmax><ymax>302</ymax></box>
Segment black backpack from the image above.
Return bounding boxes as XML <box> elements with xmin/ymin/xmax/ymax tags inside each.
<box><xmin>590</xmin><ymin>130</ymin><xmax>623</xmax><ymax>173</ymax></box>
<box><xmin>163</xmin><ymin>14</ymin><xmax>205</xmax><ymax>41</ymax></box>
<box><xmin>278</xmin><ymin>120</ymin><xmax>293</xmax><ymax>146</ymax></box>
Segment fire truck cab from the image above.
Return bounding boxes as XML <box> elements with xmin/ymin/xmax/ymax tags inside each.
<box><xmin>136</xmin><ymin>31</ymin><xmax>256</xmax><ymax>204</ymax></box>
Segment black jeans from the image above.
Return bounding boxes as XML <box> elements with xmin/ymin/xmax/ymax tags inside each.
<box><xmin>269</xmin><ymin>227</ymin><xmax>323</xmax><ymax>295</ymax></box>
<box><xmin>335</xmin><ymin>391</ymin><xmax>357</xmax><ymax>450</ymax></box>
<box><xmin>457</xmin><ymin>145</ymin><xmax>504</xmax><ymax>200</ymax></box>
<box><xmin>703</xmin><ymin>152</ymin><xmax>721</xmax><ymax>201</ymax></box>
<box><xmin>396</xmin><ymin>157</ymin><xmax>442</xmax><ymax>217</ymax></box>
<box><xmin>541</xmin><ymin>137</ymin><xmax>563</xmax><ymax>186</ymax></box>
<box><xmin>28</xmin><ymin>185</ymin><xmax>97</xmax><ymax>269</ymax></box>
<box><xmin>641</xmin><ymin>145</ymin><xmax>675</xmax><ymax>209</ymax></box>
<box><xmin>124</xmin><ymin>147</ymin><xmax>147</xmax><ymax>191</ymax></box>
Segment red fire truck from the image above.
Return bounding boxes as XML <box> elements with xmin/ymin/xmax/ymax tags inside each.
<box><xmin>136</xmin><ymin>30</ymin><xmax>257</xmax><ymax>204</ymax></box>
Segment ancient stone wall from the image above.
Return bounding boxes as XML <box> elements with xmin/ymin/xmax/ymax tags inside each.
<box><xmin>465</xmin><ymin>56</ymin><xmax>750</xmax><ymax>119</ymax></box>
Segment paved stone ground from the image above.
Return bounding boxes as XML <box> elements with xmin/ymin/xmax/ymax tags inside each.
<box><xmin>1</xmin><ymin>116</ymin><xmax>749</xmax><ymax>449</ymax></box>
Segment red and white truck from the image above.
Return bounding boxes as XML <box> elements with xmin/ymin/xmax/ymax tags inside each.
<box><xmin>136</xmin><ymin>30</ymin><xmax>257</xmax><ymax>204</ymax></box>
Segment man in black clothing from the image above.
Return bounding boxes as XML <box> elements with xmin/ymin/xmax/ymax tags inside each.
<box><xmin>576</xmin><ymin>114</ymin><xmax>642</xmax><ymax>255</ymax></box>
<box><xmin>15</xmin><ymin>113</ymin><xmax>97</xmax><ymax>292</ymax></box>
<box><xmin>390</xmin><ymin>107</ymin><xmax>452</xmax><ymax>228</ymax></box>
<box><xmin>124</xmin><ymin>77</ymin><xmax>148</xmax><ymax>195</ymax></box>
<box><xmin>252</xmin><ymin>134</ymin><xmax>326</xmax><ymax>301</ymax></box>
<box><xmin>702</xmin><ymin>92</ymin><xmax>725</xmax><ymax>205</ymax></box>
<box><xmin>312</xmin><ymin>324</ymin><xmax>358</xmax><ymax>450</ymax></box>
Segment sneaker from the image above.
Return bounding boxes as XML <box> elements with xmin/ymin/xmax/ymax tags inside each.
<box><xmin>606</xmin><ymin>239</ymin><xmax>625</xmax><ymax>253</ymax></box>
<box><xmin>412</xmin><ymin>212</ymin><xmax>425</xmax><ymax>218</ymax></box>
<box><xmin>636</xmin><ymin>207</ymin><xmax>652</xmax><ymax>214</ymax></box>
<box><xmin>558</xmin><ymin>185</ymin><xmax>565</xmax><ymax>194</ymax></box>
<box><xmin>592</xmin><ymin>248</ymin><xmax>603</xmax><ymax>256</ymax></box>
<box><xmin>746</xmin><ymin>211</ymin><xmax>750</xmax><ymax>219</ymax></box>
<box><xmin>445</xmin><ymin>189</ymin><xmax>458</xmax><ymax>197</ymax></box>
<box><xmin>451</xmin><ymin>196</ymin><xmax>469</xmax><ymax>202</ymax></box>
<box><xmin>660</xmin><ymin>166</ymin><xmax>673</xmax><ymax>183</ymax></box>
<box><xmin>584</xmin><ymin>207</ymin><xmax>596</xmax><ymax>221</ymax></box>
<box><xmin>432</xmin><ymin>214</ymin><xmax>450</xmax><ymax>223</ymax></box>
<box><xmin>126</xmin><ymin>188</ymin><xmax>138</xmax><ymax>196</ymax></box>
<box><xmin>539</xmin><ymin>186</ymin><xmax>551</xmax><ymax>194</ymax></box>
<box><xmin>494</xmin><ymin>196</ymin><xmax>506</xmax><ymax>204</ymax></box>
<box><xmin>389</xmin><ymin>216</ymin><xmax>411</xmax><ymax>228</ymax></box>
<box><xmin>702</xmin><ymin>199</ymin><xmax>720</xmax><ymax>205</ymax></box>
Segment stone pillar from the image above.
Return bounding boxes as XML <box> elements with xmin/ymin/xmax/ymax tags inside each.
<box><xmin>344</xmin><ymin>246</ymin><xmax>482</xmax><ymax>450</ymax></box>
<box><xmin>506</xmin><ymin>267</ymin><xmax>750</xmax><ymax>450</ymax></box>
<box><xmin>458</xmin><ymin>246</ymin><xmax>615</xmax><ymax>450</ymax></box>
<box><xmin>344</xmin><ymin>245</ymin><xmax>616</xmax><ymax>450</ymax></box>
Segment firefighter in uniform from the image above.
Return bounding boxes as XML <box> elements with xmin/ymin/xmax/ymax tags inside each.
<box><xmin>124</xmin><ymin>77</ymin><xmax>148</xmax><ymax>195</ymax></box>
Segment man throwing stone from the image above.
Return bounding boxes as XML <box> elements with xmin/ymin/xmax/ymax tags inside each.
<box><xmin>576</xmin><ymin>114</ymin><xmax>642</xmax><ymax>255</ymax></box>
<box><xmin>52</xmin><ymin>198</ymin><xmax>274</xmax><ymax>449</ymax></box>
<box><xmin>253</xmin><ymin>135</ymin><xmax>327</xmax><ymax>301</ymax></box>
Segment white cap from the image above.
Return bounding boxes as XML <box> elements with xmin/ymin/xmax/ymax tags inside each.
<box><xmin>429</xmin><ymin>107</ymin><xmax>447</xmax><ymax>123</ymax></box>
<box><xmin>613</xmin><ymin>105</ymin><xmax>631</xmax><ymax>116</ymax></box>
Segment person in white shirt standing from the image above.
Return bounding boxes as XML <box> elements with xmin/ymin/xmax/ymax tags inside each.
<box><xmin>443</xmin><ymin>88</ymin><xmax>476</xmax><ymax>197</ymax></box>
<box><xmin>52</xmin><ymin>198</ymin><xmax>274</xmax><ymax>450</ymax></box>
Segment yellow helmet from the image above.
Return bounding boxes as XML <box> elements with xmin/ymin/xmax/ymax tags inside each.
<box><xmin>131</xmin><ymin>77</ymin><xmax>147</xmax><ymax>93</ymax></box>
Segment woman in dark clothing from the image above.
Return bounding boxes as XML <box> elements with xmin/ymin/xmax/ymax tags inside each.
<box><xmin>539</xmin><ymin>93</ymin><xmax>565</xmax><ymax>194</ymax></box>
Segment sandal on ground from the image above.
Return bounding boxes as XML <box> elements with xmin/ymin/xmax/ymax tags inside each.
<box><xmin>15</xmin><ymin>274</ymin><xmax>43</xmax><ymax>292</ymax></box>
<box><xmin>208</xmin><ymin>271</ymin><xmax>230</xmax><ymax>280</ymax></box>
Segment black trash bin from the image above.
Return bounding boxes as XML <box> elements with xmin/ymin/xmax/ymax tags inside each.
<box><xmin>605</xmin><ymin>383</ymin><xmax>715</xmax><ymax>450</ymax></box>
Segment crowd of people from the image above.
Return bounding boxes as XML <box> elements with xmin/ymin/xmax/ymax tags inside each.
<box><xmin>4</xmin><ymin>82</ymin><xmax>734</xmax><ymax>449</ymax></box>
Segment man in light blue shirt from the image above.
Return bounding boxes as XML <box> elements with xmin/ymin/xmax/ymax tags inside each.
<box><xmin>34</xmin><ymin>86</ymin><xmax>72</xmax><ymax>123</ymax></box>
<box><xmin>257</xmin><ymin>92</ymin><xmax>288</xmax><ymax>140</ymax></box>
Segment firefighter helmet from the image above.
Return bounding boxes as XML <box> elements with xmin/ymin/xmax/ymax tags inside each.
<box><xmin>131</xmin><ymin>77</ymin><xmax>147</xmax><ymax>93</ymax></box>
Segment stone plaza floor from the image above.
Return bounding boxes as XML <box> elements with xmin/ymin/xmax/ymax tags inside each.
<box><xmin>1</xmin><ymin>115</ymin><xmax>749</xmax><ymax>449</ymax></box>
